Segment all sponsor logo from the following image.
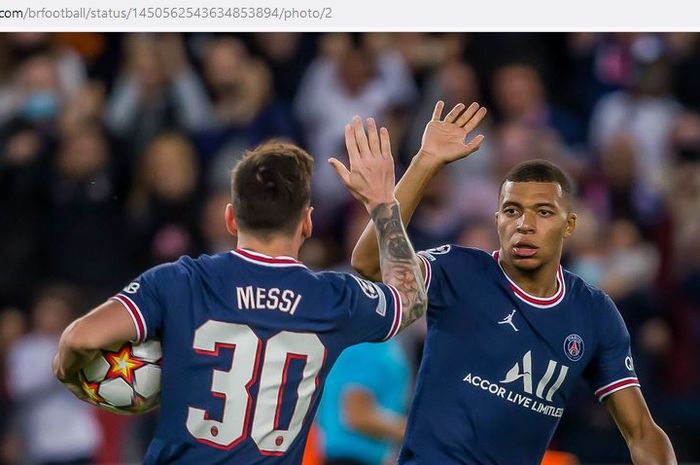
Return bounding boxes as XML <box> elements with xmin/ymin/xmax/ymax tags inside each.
<box><xmin>462</xmin><ymin>350</ymin><xmax>568</xmax><ymax>418</ymax></box>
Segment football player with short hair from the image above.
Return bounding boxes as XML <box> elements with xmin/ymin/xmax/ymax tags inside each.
<box><xmin>351</xmin><ymin>101</ymin><xmax>676</xmax><ymax>465</ymax></box>
<box><xmin>54</xmin><ymin>119</ymin><xmax>426</xmax><ymax>465</ymax></box>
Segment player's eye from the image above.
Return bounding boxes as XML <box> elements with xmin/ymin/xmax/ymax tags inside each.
<box><xmin>503</xmin><ymin>207</ymin><xmax>519</xmax><ymax>216</ymax></box>
<box><xmin>538</xmin><ymin>209</ymin><xmax>554</xmax><ymax>217</ymax></box>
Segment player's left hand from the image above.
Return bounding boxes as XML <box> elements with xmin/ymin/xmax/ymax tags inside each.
<box><xmin>329</xmin><ymin>116</ymin><xmax>396</xmax><ymax>213</ymax></box>
<box><xmin>418</xmin><ymin>100</ymin><xmax>487</xmax><ymax>166</ymax></box>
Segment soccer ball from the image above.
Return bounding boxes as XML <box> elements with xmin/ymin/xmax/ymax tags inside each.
<box><xmin>79</xmin><ymin>340</ymin><xmax>162</xmax><ymax>414</ymax></box>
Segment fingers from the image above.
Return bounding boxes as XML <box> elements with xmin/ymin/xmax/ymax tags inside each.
<box><xmin>431</xmin><ymin>100</ymin><xmax>445</xmax><ymax>121</ymax></box>
<box><xmin>366</xmin><ymin>117</ymin><xmax>382</xmax><ymax>157</ymax></box>
<box><xmin>379</xmin><ymin>126</ymin><xmax>392</xmax><ymax>160</ymax></box>
<box><xmin>444</xmin><ymin>103</ymin><xmax>465</xmax><ymax>123</ymax></box>
<box><xmin>344</xmin><ymin>124</ymin><xmax>361</xmax><ymax>167</ymax></box>
<box><xmin>328</xmin><ymin>158</ymin><xmax>351</xmax><ymax>186</ymax></box>
<box><xmin>465</xmin><ymin>134</ymin><xmax>485</xmax><ymax>153</ymax></box>
<box><xmin>455</xmin><ymin>102</ymin><xmax>480</xmax><ymax>127</ymax></box>
<box><xmin>462</xmin><ymin>107</ymin><xmax>488</xmax><ymax>134</ymax></box>
<box><xmin>352</xmin><ymin>116</ymin><xmax>371</xmax><ymax>158</ymax></box>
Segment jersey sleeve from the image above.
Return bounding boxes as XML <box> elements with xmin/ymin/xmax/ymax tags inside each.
<box><xmin>109</xmin><ymin>261</ymin><xmax>184</xmax><ymax>343</ymax></box>
<box><xmin>416</xmin><ymin>244</ymin><xmax>461</xmax><ymax>311</ymax></box>
<box><xmin>323</xmin><ymin>272</ymin><xmax>402</xmax><ymax>345</ymax></box>
<box><xmin>584</xmin><ymin>294</ymin><xmax>640</xmax><ymax>402</ymax></box>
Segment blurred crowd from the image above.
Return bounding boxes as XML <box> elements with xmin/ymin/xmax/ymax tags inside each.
<box><xmin>1</xmin><ymin>32</ymin><xmax>700</xmax><ymax>464</ymax></box>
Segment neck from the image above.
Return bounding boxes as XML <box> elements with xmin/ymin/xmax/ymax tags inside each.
<box><xmin>498</xmin><ymin>249</ymin><xmax>560</xmax><ymax>297</ymax></box>
<box><xmin>236</xmin><ymin>233</ymin><xmax>301</xmax><ymax>259</ymax></box>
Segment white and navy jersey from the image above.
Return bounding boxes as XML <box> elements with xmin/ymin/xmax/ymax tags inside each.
<box><xmin>399</xmin><ymin>245</ymin><xmax>638</xmax><ymax>465</ymax></box>
<box><xmin>110</xmin><ymin>248</ymin><xmax>401</xmax><ymax>465</ymax></box>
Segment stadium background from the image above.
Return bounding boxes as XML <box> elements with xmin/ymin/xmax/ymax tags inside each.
<box><xmin>0</xmin><ymin>32</ymin><xmax>699</xmax><ymax>464</ymax></box>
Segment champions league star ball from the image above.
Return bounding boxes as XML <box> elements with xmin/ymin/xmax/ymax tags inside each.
<box><xmin>79</xmin><ymin>340</ymin><xmax>162</xmax><ymax>414</ymax></box>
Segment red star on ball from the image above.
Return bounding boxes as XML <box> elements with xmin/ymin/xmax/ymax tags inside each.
<box><xmin>82</xmin><ymin>380</ymin><xmax>105</xmax><ymax>404</ymax></box>
<box><xmin>104</xmin><ymin>344</ymin><xmax>145</xmax><ymax>384</ymax></box>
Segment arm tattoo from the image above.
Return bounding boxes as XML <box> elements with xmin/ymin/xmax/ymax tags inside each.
<box><xmin>371</xmin><ymin>201</ymin><xmax>428</xmax><ymax>332</ymax></box>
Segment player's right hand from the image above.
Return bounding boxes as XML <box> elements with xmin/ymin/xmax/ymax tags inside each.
<box><xmin>418</xmin><ymin>100</ymin><xmax>487</xmax><ymax>166</ymax></box>
<box><xmin>329</xmin><ymin>116</ymin><xmax>396</xmax><ymax>213</ymax></box>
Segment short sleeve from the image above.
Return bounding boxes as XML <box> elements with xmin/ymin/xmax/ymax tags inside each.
<box><xmin>323</xmin><ymin>272</ymin><xmax>402</xmax><ymax>345</ymax></box>
<box><xmin>584</xmin><ymin>295</ymin><xmax>640</xmax><ymax>402</ymax></box>
<box><xmin>110</xmin><ymin>262</ymin><xmax>180</xmax><ymax>343</ymax></box>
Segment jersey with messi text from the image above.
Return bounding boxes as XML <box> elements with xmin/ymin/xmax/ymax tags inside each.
<box><xmin>398</xmin><ymin>245</ymin><xmax>639</xmax><ymax>465</ymax></box>
<box><xmin>110</xmin><ymin>248</ymin><xmax>402</xmax><ymax>465</ymax></box>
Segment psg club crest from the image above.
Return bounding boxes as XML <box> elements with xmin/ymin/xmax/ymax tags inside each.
<box><xmin>563</xmin><ymin>334</ymin><xmax>584</xmax><ymax>362</ymax></box>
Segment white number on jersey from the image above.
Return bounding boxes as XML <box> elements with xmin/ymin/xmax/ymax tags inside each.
<box><xmin>186</xmin><ymin>321</ymin><xmax>325</xmax><ymax>453</ymax></box>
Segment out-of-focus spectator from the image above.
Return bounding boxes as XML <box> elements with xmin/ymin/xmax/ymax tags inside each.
<box><xmin>599</xmin><ymin>219</ymin><xmax>660</xmax><ymax>301</ymax></box>
<box><xmin>566</xmin><ymin>207</ymin><xmax>605</xmax><ymax>283</ymax></box>
<box><xmin>295</xmin><ymin>33</ymin><xmax>417</xmax><ymax>222</ymax></box>
<box><xmin>667</xmin><ymin>33</ymin><xmax>700</xmax><ymax>113</ymax></box>
<box><xmin>200</xmin><ymin>189</ymin><xmax>236</xmax><ymax>254</ymax></box>
<box><xmin>0</xmin><ymin>308</ymin><xmax>26</xmax><ymax>465</ymax></box>
<box><xmin>0</xmin><ymin>122</ymin><xmax>49</xmax><ymax>308</ymax></box>
<box><xmin>250</xmin><ymin>33</ymin><xmax>318</xmax><ymax>104</ymax></box>
<box><xmin>581</xmin><ymin>135</ymin><xmax>664</xmax><ymax>234</ymax></box>
<box><xmin>0</xmin><ymin>33</ymin><xmax>86</xmax><ymax>127</ymax></box>
<box><xmin>492</xmin><ymin>62</ymin><xmax>585</xmax><ymax>150</ymax></box>
<box><xmin>568</xmin><ymin>33</ymin><xmax>643</xmax><ymax>117</ymax></box>
<box><xmin>6</xmin><ymin>285</ymin><xmax>101</xmax><ymax>465</ymax></box>
<box><xmin>128</xmin><ymin>133</ymin><xmax>202</xmax><ymax>269</ymax></box>
<box><xmin>670</xmin><ymin>110</ymin><xmax>700</xmax><ymax>163</ymax></box>
<box><xmin>105</xmin><ymin>34</ymin><xmax>212</xmax><ymax>157</ymax></box>
<box><xmin>589</xmin><ymin>45</ymin><xmax>682</xmax><ymax>195</ymax></box>
<box><xmin>46</xmin><ymin>123</ymin><xmax>128</xmax><ymax>297</ymax></box>
<box><xmin>196</xmin><ymin>37</ymin><xmax>297</xmax><ymax>189</ymax></box>
<box><xmin>58</xmin><ymin>80</ymin><xmax>106</xmax><ymax>136</ymax></box>
<box><xmin>317</xmin><ymin>340</ymin><xmax>409</xmax><ymax>465</ymax></box>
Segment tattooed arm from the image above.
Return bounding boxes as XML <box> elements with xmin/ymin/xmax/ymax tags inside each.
<box><xmin>371</xmin><ymin>201</ymin><xmax>427</xmax><ymax>330</ymax></box>
<box><xmin>329</xmin><ymin>116</ymin><xmax>427</xmax><ymax>331</ymax></box>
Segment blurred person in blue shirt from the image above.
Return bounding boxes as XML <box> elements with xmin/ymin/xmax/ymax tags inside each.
<box><xmin>317</xmin><ymin>340</ymin><xmax>409</xmax><ymax>465</ymax></box>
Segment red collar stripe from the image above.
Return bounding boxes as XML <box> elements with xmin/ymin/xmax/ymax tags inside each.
<box><xmin>492</xmin><ymin>250</ymin><xmax>566</xmax><ymax>309</ymax></box>
<box><xmin>232</xmin><ymin>249</ymin><xmax>306</xmax><ymax>268</ymax></box>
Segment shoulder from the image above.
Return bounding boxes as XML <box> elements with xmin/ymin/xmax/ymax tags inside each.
<box><xmin>562</xmin><ymin>268</ymin><xmax>618</xmax><ymax>316</ymax></box>
<box><xmin>314</xmin><ymin>270</ymin><xmax>377</xmax><ymax>293</ymax></box>
<box><xmin>138</xmin><ymin>254</ymin><xmax>223</xmax><ymax>288</ymax></box>
<box><xmin>418</xmin><ymin>245</ymin><xmax>494</xmax><ymax>270</ymax></box>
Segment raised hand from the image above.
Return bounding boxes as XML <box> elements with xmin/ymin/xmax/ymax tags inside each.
<box><xmin>419</xmin><ymin>101</ymin><xmax>487</xmax><ymax>166</ymax></box>
<box><xmin>329</xmin><ymin>116</ymin><xmax>396</xmax><ymax>213</ymax></box>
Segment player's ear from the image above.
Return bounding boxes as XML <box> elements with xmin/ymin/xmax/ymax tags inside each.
<box><xmin>563</xmin><ymin>212</ymin><xmax>577</xmax><ymax>238</ymax></box>
<box><xmin>225</xmin><ymin>203</ymin><xmax>239</xmax><ymax>237</ymax></box>
<box><xmin>301</xmin><ymin>206</ymin><xmax>313</xmax><ymax>239</ymax></box>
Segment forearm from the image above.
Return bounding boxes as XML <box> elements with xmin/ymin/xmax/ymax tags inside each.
<box><xmin>352</xmin><ymin>152</ymin><xmax>443</xmax><ymax>280</ymax></box>
<box><xmin>628</xmin><ymin>423</ymin><xmax>676</xmax><ymax>465</ymax></box>
<box><xmin>370</xmin><ymin>201</ymin><xmax>427</xmax><ymax>331</ymax></box>
<box><xmin>347</xmin><ymin>410</ymin><xmax>405</xmax><ymax>443</ymax></box>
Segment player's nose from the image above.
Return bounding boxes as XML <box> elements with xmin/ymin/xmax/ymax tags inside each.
<box><xmin>516</xmin><ymin>211</ymin><xmax>536</xmax><ymax>233</ymax></box>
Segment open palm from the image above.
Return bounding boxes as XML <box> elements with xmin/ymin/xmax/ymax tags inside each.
<box><xmin>420</xmin><ymin>101</ymin><xmax>488</xmax><ymax>165</ymax></box>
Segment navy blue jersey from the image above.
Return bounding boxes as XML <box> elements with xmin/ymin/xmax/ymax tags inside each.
<box><xmin>398</xmin><ymin>246</ymin><xmax>639</xmax><ymax>465</ymax></box>
<box><xmin>109</xmin><ymin>248</ymin><xmax>402</xmax><ymax>465</ymax></box>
